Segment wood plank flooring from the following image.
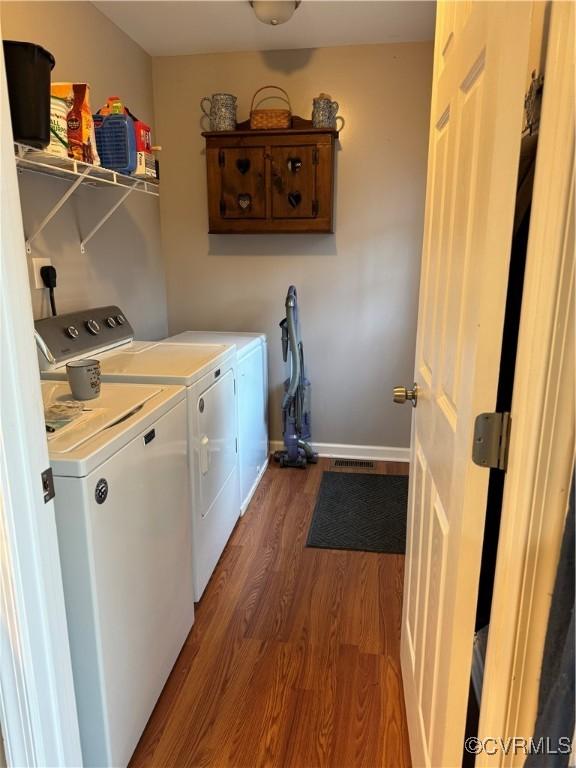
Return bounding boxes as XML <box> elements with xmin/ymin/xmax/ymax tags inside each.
<box><xmin>130</xmin><ymin>458</ymin><xmax>411</xmax><ymax>768</ymax></box>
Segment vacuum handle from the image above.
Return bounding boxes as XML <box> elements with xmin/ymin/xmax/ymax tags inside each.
<box><xmin>279</xmin><ymin>318</ymin><xmax>288</xmax><ymax>362</ymax></box>
<box><xmin>284</xmin><ymin>287</ymin><xmax>301</xmax><ymax>405</ymax></box>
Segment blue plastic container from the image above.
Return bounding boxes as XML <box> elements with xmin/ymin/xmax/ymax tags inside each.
<box><xmin>93</xmin><ymin>113</ymin><xmax>137</xmax><ymax>174</ymax></box>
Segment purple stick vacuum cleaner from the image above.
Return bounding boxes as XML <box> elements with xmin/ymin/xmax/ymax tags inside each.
<box><xmin>274</xmin><ymin>286</ymin><xmax>318</xmax><ymax>469</ymax></box>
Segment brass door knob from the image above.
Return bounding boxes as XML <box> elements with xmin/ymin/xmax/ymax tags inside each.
<box><xmin>393</xmin><ymin>384</ymin><xmax>418</xmax><ymax>407</ymax></box>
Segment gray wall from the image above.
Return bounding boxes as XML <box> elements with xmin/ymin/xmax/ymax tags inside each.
<box><xmin>153</xmin><ymin>43</ymin><xmax>432</xmax><ymax>446</ymax></box>
<box><xmin>1</xmin><ymin>2</ymin><xmax>167</xmax><ymax>339</ymax></box>
<box><xmin>2</xmin><ymin>2</ymin><xmax>432</xmax><ymax>446</ymax></box>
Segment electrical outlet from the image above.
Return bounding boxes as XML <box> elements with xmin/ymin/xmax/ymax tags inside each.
<box><xmin>31</xmin><ymin>257</ymin><xmax>51</xmax><ymax>290</ymax></box>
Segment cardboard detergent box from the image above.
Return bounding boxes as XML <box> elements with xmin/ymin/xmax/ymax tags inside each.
<box><xmin>51</xmin><ymin>82</ymin><xmax>100</xmax><ymax>165</ymax></box>
<box><xmin>133</xmin><ymin>120</ymin><xmax>152</xmax><ymax>153</ymax></box>
<box><xmin>134</xmin><ymin>151</ymin><xmax>157</xmax><ymax>179</ymax></box>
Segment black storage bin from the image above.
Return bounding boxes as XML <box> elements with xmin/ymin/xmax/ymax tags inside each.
<box><xmin>3</xmin><ymin>40</ymin><xmax>55</xmax><ymax>149</ymax></box>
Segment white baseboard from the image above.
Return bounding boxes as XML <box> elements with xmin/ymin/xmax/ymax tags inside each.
<box><xmin>269</xmin><ymin>441</ymin><xmax>410</xmax><ymax>463</ymax></box>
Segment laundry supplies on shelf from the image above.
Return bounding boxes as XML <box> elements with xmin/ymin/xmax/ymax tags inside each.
<box><xmin>94</xmin><ymin>96</ymin><xmax>157</xmax><ymax>178</ymax></box>
<box><xmin>93</xmin><ymin>112</ymin><xmax>137</xmax><ymax>174</ymax></box>
<box><xmin>51</xmin><ymin>83</ymin><xmax>100</xmax><ymax>165</ymax></box>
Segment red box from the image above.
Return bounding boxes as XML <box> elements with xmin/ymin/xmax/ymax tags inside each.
<box><xmin>133</xmin><ymin>120</ymin><xmax>151</xmax><ymax>153</ymax></box>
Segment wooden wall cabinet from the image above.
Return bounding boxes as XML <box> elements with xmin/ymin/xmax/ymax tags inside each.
<box><xmin>203</xmin><ymin>120</ymin><xmax>338</xmax><ymax>234</ymax></box>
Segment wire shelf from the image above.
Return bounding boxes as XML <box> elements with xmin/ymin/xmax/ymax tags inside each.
<box><xmin>14</xmin><ymin>143</ymin><xmax>159</xmax><ymax>253</ymax></box>
<box><xmin>15</xmin><ymin>143</ymin><xmax>159</xmax><ymax>196</ymax></box>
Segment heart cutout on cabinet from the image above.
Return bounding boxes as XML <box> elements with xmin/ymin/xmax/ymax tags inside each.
<box><xmin>287</xmin><ymin>156</ymin><xmax>302</xmax><ymax>174</ymax></box>
<box><xmin>236</xmin><ymin>158</ymin><xmax>250</xmax><ymax>175</ymax></box>
<box><xmin>287</xmin><ymin>191</ymin><xmax>302</xmax><ymax>209</ymax></box>
<box><xmin>238</xmin><ymin>193</ymin><xmax>252</xmax><ymax>210</ymax></box>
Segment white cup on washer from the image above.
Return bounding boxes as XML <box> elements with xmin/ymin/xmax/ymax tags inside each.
<box><xmin>66</xmin><ymin>359</ymin><xmax>101</xmax><ymax>400</ymax></box>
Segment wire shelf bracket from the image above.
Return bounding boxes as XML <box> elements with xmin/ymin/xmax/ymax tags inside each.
<box><xmin>79</xmin><ymin>182</ymin><xmax>142</xmax><ymax>254</ymax></box>
<box><xmin>24</xmin><ymin>166</ymin><xmax>91</xmax><ymax>254</ymax></box>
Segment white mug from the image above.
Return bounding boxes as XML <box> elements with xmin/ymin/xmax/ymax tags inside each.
<box><xmin>66</xmin><ymin>358</ymin><xmax>101</xmax><ymax>400</ymax></box>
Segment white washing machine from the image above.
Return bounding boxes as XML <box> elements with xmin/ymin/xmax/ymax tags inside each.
<box><xmin>35</xmin><ymin>306</ymin><xmax>241</xmax><ymax>601</ymax></box>
<box><xmin>43</xmin><ymin>379</ymin><xmax>193</xmax><ymax>768</ymax></box>
<box><xmin>165</xmin><ymin>331</ymin><xmax>268</xmax><ymax>514</ymax></box>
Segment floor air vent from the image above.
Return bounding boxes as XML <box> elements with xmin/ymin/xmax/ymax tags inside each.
<box><xmin>331</xmin><ymin>458</ymin><xmax>375</xmax><ymax>469</ymax></box>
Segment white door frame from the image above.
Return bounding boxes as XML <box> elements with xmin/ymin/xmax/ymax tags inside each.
<box><xmin>478</xmin><ymin>2</ymin><xmax>575</xmax><ymax>764</ymax></box>
<box><xmin>0</xmin><ymin>27</ymin><xmax>83</xmax><ymax>768</ymax></box>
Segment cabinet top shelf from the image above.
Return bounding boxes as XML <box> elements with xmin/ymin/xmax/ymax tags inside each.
<box><xmin>14</xmin><ymin>143</ymin><xmax>159</xmax><ymax>197</ymax></box>
<box><xmin>202</xmin><ymin>115</ymin><xmax>339</xmax><ymax>139</ymax></box>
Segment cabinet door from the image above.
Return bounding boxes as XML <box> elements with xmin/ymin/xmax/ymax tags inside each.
<box><xmin>271</xmin><ymin>145</ymin><xmax>317</xmax><ymax>219</ymax></box>
<box><xmin>220</xmin><ymin>147</ymin><xmax>266</xmax><ymax>219</ymax></box>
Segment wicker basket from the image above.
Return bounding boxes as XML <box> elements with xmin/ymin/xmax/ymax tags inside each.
<box><xmin>250</xmin><ymin>85</ymin><xmax>292</xmax><ymax>130</ymax></box>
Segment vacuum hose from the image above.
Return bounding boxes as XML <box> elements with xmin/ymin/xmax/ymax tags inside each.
<box><xmin>282</xmin><ymin>286</ymin><xmax>301</xmax><ymax>409</ymax></box>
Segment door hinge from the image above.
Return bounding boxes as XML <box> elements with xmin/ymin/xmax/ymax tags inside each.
<box><xmin>41</xmin><ymin>467</ymin><xmax>55</xmax><ymax>503</ymax></box>
<box><xmin>219</xmin><ymin>199</ymin><xmax>227</xmax><ymax>216</ymax></box>
<box><xmin>312</xmin><ymin>148</ymin><xmax>319</xmax><ymax>165</ymax></box>
<box><xmin>312</xmin><ymin>200</ymin><xmax>319</xmax><ymax>217</ymax></box>
<box><xmin>235</xmin><ymin>437</ymin><xmax>238</xmax><ymax>453</ymax></box>
<box><xmin>218</xmin><ymin>149</ymin><xmax>225</xmax><ymax>167</ymax></box>
<box><xmin>472</xmin><ymin>412</ymin><xmax>511</xmax><ymax>471</ymax></box>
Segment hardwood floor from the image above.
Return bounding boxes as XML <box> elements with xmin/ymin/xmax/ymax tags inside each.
<box><xmin>130</xmin><ymin>458</ymin><xmax>411</xmax><ymax>768</ymax></box>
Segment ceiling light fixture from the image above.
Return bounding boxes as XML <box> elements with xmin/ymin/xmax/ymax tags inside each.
<box><xmin>249</xmin><ymin>1</ymin><xmax>301</xmax><ymax>26</ymax></box>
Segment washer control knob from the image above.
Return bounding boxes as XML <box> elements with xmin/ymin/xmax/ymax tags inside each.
<box><xmin>85</xmin><ymin>319</ymin><xmax>101</xmax><ymax>335</ymax></box>
<box><xmin>105</xmin><ymin>316</ymin><xmax>117</xmax><ymax>328</ymax></box>
<box><xmin>115</xmin><ymin>314</ymin><xmax>126</xmax><ymax>326</ymax></box>
<box><xmin>65</xmin><ymin>325</ymin><xmax>79</xmax><ymax>339</ymax></box>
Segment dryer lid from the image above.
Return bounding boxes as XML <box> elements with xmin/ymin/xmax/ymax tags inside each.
<box><xmin>96</xmin><ymin>343</ymin><xmax>234</xmax><ymax>386</ymax></box>
<box><xmin>164</xmin><ymin>331</ymin><xmax>265</xmax><ymax>359</ymax></box>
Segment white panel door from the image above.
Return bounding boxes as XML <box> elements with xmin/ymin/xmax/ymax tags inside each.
<box><xmin>400</xmin><ymin>3</ymin><xmax>532</xmax><ymax>767</ymax></box>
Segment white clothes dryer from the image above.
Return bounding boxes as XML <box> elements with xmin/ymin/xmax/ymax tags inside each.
<box><xmin>165</xmin><ymin>331</ymin><xmax>268</xmax><ymax>514</ymax></box>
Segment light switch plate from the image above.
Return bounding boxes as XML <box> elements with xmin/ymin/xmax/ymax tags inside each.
<box><xmin>31</xmin><ymin>257</ymin><xmax>51</xmax><ymax>289</ymax></box>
